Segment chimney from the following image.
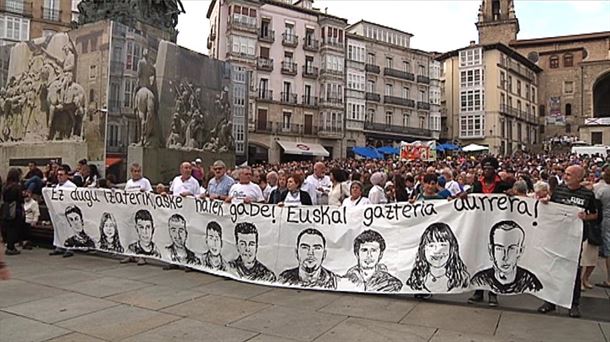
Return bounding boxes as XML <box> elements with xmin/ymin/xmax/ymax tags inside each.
<box><xmin>469</xmin><ymin>40</ymin><xmax>476</xmax><ymax>46</ymax></box>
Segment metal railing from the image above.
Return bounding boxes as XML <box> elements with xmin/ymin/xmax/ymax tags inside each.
<box><xmin>417</xmin><ymin>101</ymin><xmax>430</xmax><ymax>110</ymax></box>
<box><xmin>384</xmin><ymin>96</ymin><xmax>415</xmax><ymax>108</ymax></box>
<box><xmin>302</xmin><ymin>65</ymin><xmax>319</xmax><ymax>78</ymax></box>
<box><xmin>302</xmin><ymin>95</ymin><xmax>318</xmax><ymax>107</ymax></box>
<box><xmin>229</xmin><ymin>14</ymin><xmax>257</xmax><ymax>32</ymax></box>
<box><xmin>365</xmin><ymin>64</ymin><xmax>380</xmax><ymax>74</ymax></box>
<box><xmin>364</xmin><ymin>121</ymin><xmax>433</xmax><ymax>137</ymax></box>
<box><xmin>280</xmin><ymin>92</ymin><xmax>297</xmax><ymax>105</ymax></box>
<box><xmin>303</xmin><ymin>37</ymin><xmax>319</xmax><ymax>51</ymax></box>
<box><xmin>257</xmin><ymin>57</ymin><xmax>273</xmax><ymax>71</ymax></box>
<box><xmin>257</xmin><ymin>89</ymin><xmax>273</xmax><ymax>101</ymax></box>
<box><xmin>417</xmin><ymin>75</ymin><xmax>430</xmax><ymax>84</ymax></box>
<box><xmin>281</xmin><ymin>61</ymin><xmax>297</xmax><ymax>75</ymax></box>
<box><xmin>384</xmin><ymin>67</ymin><xmax>415</xmax><ymax>81</ymax></box>
<box><xmin>365</xmin><ymin>92</ymin><xmax>381</xmax><ymax>102</ymax></box>
<box><xmin>42</xmin><ymin>7</ymin><xmax>60</xmax><ymax>21</ymax></box>
<box><xmin>282</xmin><ymin>32</ymin><xmax>298</xmax><ymax>47</ymax></box>
<box><xmin>258</xmin><ymin>28</ymin><xmax>274</xmax><ymax>43</ymax></box>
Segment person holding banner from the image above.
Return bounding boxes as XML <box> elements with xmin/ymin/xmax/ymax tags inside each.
<box><xmin>49</xmin><ymin>167</ymin><xmax>77</xmax><ymax>257</ymax></box>
<box><xmin>206</xmin><ymin>160</ymin><xmax>235</xmax><ymax>201</ymax></box>
<box><xmin>268</xmin><ymin>172</ymin><xmax>287</xmax><ymax>205</ymax></box>
<box><xmin>277</xmin><ymin>174</ymin><xmax>312</xmax><ymax>207</ymax></box>
<box><xmin>226</xmin><ymin>166</ymin><xmax>265</xmax><ymax>204</ymax></box>
<box><xmin>342</xmin><ymin>181</ymin><xmax>371</xmax><ymax>207</ymax></box>
<box><xmin>170</xmin><ymin>162</ymin><xmax>201</xmax><ymax>197</ymax></box>
<box><xmin>538</xmin><ymin>165</ymin><xmax>597</xmax><ymax>318</ymax></box>
<box><xmin>305</xmin><ymin>162</ymin><xmax>332</xmax><ymax>205</ymax></box>
<box><xmin>124</xmin><ymin>163</ymin><xmax>153</xmax><ymax>192</ymax></box>
<box><xmin>368</xmin><ymin>172</ymin><xmax>388</xmax><ymax>205</ymax></box>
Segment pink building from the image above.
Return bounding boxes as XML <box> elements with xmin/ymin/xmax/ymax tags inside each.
<box><xmin>207</xmin><ymin>0</ymin><xmax>348</xmax><ymax>163</ymax></box>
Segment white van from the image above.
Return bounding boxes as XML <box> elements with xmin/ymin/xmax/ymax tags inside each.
<box><xmin>571</xmin><ymin>145</ymin><xmax>610</xmax><ymax>157</ymax></box>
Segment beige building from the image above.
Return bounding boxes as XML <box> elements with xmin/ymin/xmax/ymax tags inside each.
<box><xmin>207</xmin><ymin>0</ymin><xmax>348</xmax><ymax>163</ymax></box>
<box><xmin>345</xmin><ymin>21</ymin><xmax>440</xmax><ymax>152</ymax></box>
<box><xmin>439</xmin><ymin>42</ymin><xmax>542</xmax><ymax>154</ymax></box>
<box><xmin>475</xmin><ymin>0</ymin><xmax>610</xmax><ymax>146</ymax></box>
<box><xmin>0</xmin><ymin>0</ymin><xmax>73</xmax><ymax>46</ymax></box>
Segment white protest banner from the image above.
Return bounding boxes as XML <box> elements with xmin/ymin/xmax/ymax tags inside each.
<box><xmin>400</xmin><ymin>140</ymin><xmax>437</xmax><ymax>161</ymax></box>
<box><xmin>43</xmin><ymin>188</ymin><xmax>582</xmax><ymax>308</ymax></box>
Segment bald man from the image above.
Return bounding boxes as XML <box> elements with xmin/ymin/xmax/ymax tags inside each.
<box><xmin>304</xmin><ymin>162</ymin><xmax>331</xmax><ymax>205</ymax></box>
<box><xmin>170</xmin><ymin>161</ymin><xmax>201</xmax><ymax>197</ymax></box>
<box><xmin>537</xmin><ymin>164</ymin><xmax>598</xmax><ymax>318</ymax></box>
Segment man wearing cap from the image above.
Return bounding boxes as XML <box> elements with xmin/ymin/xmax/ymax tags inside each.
<box><xmin>468</xmin><ymin>156</ymin><xmax>511</xmax><ymax>307</ymax></box>
<box><xmin>206</xmin><ymin>160</ymin><xmax>235</xmax><ymax>201</ymax></box>
<box><xmin>192</xmin><ymin>158</ymin><xmax>204</xmax><ymax>183</ymax></box>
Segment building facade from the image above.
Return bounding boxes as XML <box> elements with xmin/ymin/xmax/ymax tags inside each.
<box><xmin>439</xmin><ymin>43</ymin><xmax>541</xmax><ymax>155</ymax></box>
<box><xmin>475</xmin><ymin>0</ymin><xmax>610</xmax><ymax>146</ymax></box>
<box><xmin>0</xmin><ymin>0</ymin><xmax>73</xmax><ymax>47</ymax></box>
<box><xmin>207</xmin><ymin>0</ymin><xmax>347</xmax><ymax>164</ymax></box>
<box><xmin>345</xmin><ymin>21</ymin><xmax>440</xmax><ymax>152</ymax></box>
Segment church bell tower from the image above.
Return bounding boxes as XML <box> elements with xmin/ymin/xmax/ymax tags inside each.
<box><xmin>476</xmin><ymin>0</ymin><xmax>520</xmax><ymax>45</ymax></box>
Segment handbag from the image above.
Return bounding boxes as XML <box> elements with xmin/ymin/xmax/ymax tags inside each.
<box><xmin>1</xmin><ymin>202</ymin><xmax>16</xmax><ymax>221</ymax></box>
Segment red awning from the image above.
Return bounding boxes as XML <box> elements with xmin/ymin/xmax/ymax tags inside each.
<box><xmin>105</xmin><ymin>157</ymin><xmax>123</xmax><ymax>168</ymax></box>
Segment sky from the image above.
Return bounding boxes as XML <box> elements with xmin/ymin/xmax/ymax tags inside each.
<box><xmin>176</xmin><ymin>0</ymin><xmax>610</xmax><ymax>54</ymax></box>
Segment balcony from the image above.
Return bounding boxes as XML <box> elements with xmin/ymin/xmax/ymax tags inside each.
<box><xmin>226</xmin><ymin>50</ymin><xmax>256</xmax><ymax>61</ymax></box>
<box><xmin>364</xmin><ymin>121</ymin><xmax>433</xmax><ymax>138</ymax></box>
<box><xmin>228</xmin><ymin>14</ymin><xmax>257</xmax><ymax>33</ymax></box>
<box><xmin>320</xmin><ymin>96</ymin><xmax>343</xmax><ymax>107</ymax></box>
<box><xmin>321</xmin><ymin>39</ymin><xmax>343</xmax><ymax>49</ymax></box>
<box><xmin>257</xmin><ymin>89</ymin><xmax>273</xmax><ymax>102</ymax></box>
<box><xmin>318</xmin><ymin>126</ymin><xmax>343</xmax><ymax>138</ymax></box>
<box><xmin>258</xmin><ymin>28</ymin><xmax>274</xmax><ymax>43</ymax></box>
<box><xmin>42</xmin><ymin>7</ymin><xmax>60</xmax><ymax>21</ymax></box>
<box><xmin>417</xmin><ymin>75</ymin><xmax>430</xmax><ymax>84</ymax></box>
<box><xmin>302</xmin><ymin>65</ymin><xmax>319</xmax><ymax>78</ymax></box>
<box><xmin>320</xmin><ymin>67</ymin><xmax>343</xmax><ymax>77</ymax></box>
<box><xmin>257</xmin><ymin>57</ymin><xmax>273</xmax><ymax>72</ymax></box>
<box><xmin>384</xmin><ymin>96</ymin><xmax>415</xmax><ymax>108</ymax></box>
<box><xmin>500</xmin><ymin>104</ymin><xmax>539</xmax><ymax>124</ymax></box>
<box><xmin>282</xmin><ymin>33</ymin><xmax>298</xmax><ymax>47</ymax></box>
<box><xmin>2</xmin><ymin>0</ymin><xmax>32</xmax><ymax>16</ymax></box>
<box><xmin>253</xmin><ymin>120</ymin><xmax>274</xmax><ymax>133</ymax></box>
<box><xmin>280</xmin><ymin>92</ymin><xmax>297</xmax><ymax>105</ymax></box>
<box><xmin>365</xmin><ymin>64</ymin><xmax>380</xmax><ymax>74</ymax></box>
<box><xmin>365</xmin><ymin>92</ymin><xmax>381</xmax><ymax>102</ymax></box>
<box><xmin>302</xmin><ymin>95</ymin><xmax>318</xmax><ymax>107</ymax></box>
<box><xmin>281</xmin><ymin>61</ymin><xmax>297</xmax><ymax>75</ymax></box>
<box><xmin>417</xmin><ymin>101</ymin><xmax>430</xmax><ymax>110</ymax></box>
<box><xmin>303</xmin><ymin>37</ymin><xmax>319</xmax><ymax>51</ymax></box>
<box><xmin>384</xmin><ymin>68</ymin><xmax>415</xmax><ymax>81</ymax></box>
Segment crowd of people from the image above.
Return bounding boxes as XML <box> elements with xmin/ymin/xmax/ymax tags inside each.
<box><xmin>1</xmin><ymin>152</ymin><xmax>609</xmax><ymax>319</ymax></box>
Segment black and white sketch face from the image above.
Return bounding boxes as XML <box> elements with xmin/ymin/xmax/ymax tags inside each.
<box><xmin>168</xmin><ymin>220</ymin><xmax>187</xmax><ymax>247</ymax></box>
<box><xmin>66</xmin><ymin>212</ymin><xmax>84</xmax><ymax>234</ymax></box>
<box><xmin>297</xmin><ymin>233</ymin><xmax>326</xmax><ymax>273</ymax></box>
<box><xmin>424</xmin><ymin>240</ymin><xmax>450</xmax><ymax>268</ymax></box>
<box><xmin>206</xmin><ymin>229</ymin><xmax>222</xmax><ymax>256</ymax></box>
<box><xmin>236</xmin><ymin>233</ymin><xmax>257</xmax><ymax>265</ymax></box>
<box><xmin>357</xmin><ymin>241</ymin><xmax>382</xmax><ymax>270</ymax></box>
<box><xmin>136</xmin><ymin>219</ymin><xmax>154</xmax><ymax>245</ymax></box>
<box><xmin>102</xmin><ymin>218</ymin><xmax>116</xmax><ymax>240</ymax></box>
<box><xmin>490</xmin><ymin>227</ymin><xmax>524</xmax><ymax>274</ymax></box>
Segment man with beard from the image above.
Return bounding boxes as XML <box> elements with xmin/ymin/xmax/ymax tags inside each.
<box><xmin>343</xmin><ymin>230</ymin><xmax>402</xmax><ymax>292</ymax></box>
<box><xmin>127</xmin><ymin>209</ymin><xmax>161</xmax><ymax>260</ymax></box>
<box><xmin>200</xmin><ymin>221</ymin><xmax>227</xmax><ymax>271</ymax></box>
<box><xmin>163</xmin><ymin>214</ymin><xmax>199</xmax><ymax>269</ymax></box>
<box><xmin>63</xmin><ymin>205</ymin><xmax>95</xmax><ymax>249</ymax></box>
<box><xmin>471</xmin><ymin>221</ymin><xmax>542</xmax><ymax>294</ymax></box>
<box><xmin>279</xmin><ymin>228</ymin><xmax>338</xmax><ymax>289</ymax></box>
<box><xmin>227</xmin><ymin>222</ymin><xmax>275</xmax><ymax>282</ymax></box>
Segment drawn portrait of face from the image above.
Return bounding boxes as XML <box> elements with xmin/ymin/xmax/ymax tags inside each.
<box><xmin>424</xmin><ymin>240</ymin><xmax>450</xmax><ymax>268</ymax></box>
<box><xmin>490</xmin><ymin>224</ymin><xmax>524</xmax><ymax>275</ymax></box>
<box><xmin>236</xmin><ymin>232</ymin><xmax>257</xmax><ymax>266</ymax></box>
<box><xmin>297</xmin><ymin>232</ymin><xmax>326</xmax><ymax>273</ymax></box>
<box><xmin>136</xmin><ymin>218</ymin><xmax>154</xmax><ymax>245</ymax></box>
<box><xmin>102</xmin><ymin>216</ymin><xmax>116</xmax><ymax>240</ymax></box>
<box><xmin>206</xmin><ymin>228</ymin><xmax>222</xmax><ymax>256</ymax></box>
<box><xmin>168</xmin><ymin>218</ymin><xmax>187</xmax><ymax>247</ymax></box>
<box><xmin>358</xmin><ymin>241</ymin><xmax>382</xmax><ymax>270</ymax></box>
<box><xmin>66</xmin><ymin>209</ymin><xmax>84</xmax><ymax>234</ymax></box>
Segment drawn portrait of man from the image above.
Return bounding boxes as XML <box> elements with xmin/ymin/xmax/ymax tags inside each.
<box><xmin>127</xmin><ymin>209</ymin><xmax>161</xmax><ymax>258</ymax></box>
<box><xmin>165</xmin><ymin>214</ymin><xmax>199</xmax><ymax>265</ymax></box>
<box><xmin>63</xmin><ymin>205</ymin><xmax>95</xmax><ymax>248</ymax></box>
<box><xmin>279</xmin><ymin>228</ymin><xmax>338</xmax><ymax>289</ymax></box>
<box><xmin>471</xmin><ymin>220</ymin><xmax>543</xmax><ymax>294</ymax></box>
<box><xmin>200</xmin><ymin>221</ymin><xmax>227</xmax><ymax>271</ymax></box>
<box><xmin>343</xmin><ymin>230</ymin><xmax>402</xmax><ymax>292</ymax></box>
<box><xmin>227</xmin><ymin>222</ymin><xmax>276</xmax><ymax>282</ymax></box>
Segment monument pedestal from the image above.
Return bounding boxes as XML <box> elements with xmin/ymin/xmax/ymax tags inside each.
<box><xmin>0</xmin><ymin>141</ymin><xmax>87</xmax><ymax>174</ymax></box>
<box><xmin>128</xmin><ymin>145</ymin><xmax>235</xmax><ymax>185</ymax></box>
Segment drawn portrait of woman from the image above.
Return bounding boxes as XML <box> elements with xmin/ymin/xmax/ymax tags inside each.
<box><xmin>406</xmin><ymin>222</ymin><xmax>469</xmax><ymax>293</ymax></box>
<box><xmin>98</xmin><ymin>212</ymin><xmax>124</xmax><ymax>253</ymax></box>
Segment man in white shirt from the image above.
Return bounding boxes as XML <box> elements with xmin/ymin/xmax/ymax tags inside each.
<box><xmin>263</xmin><ymin>171</ymin><xmax>278</xmax><ymax>203</ymax></box>
<box><xmin>170</xmin><ymin>162</ymin><xmax>201</xmax><ymax>197</ymax></box>
<box><xmin>125</xmin><ymin>163</ymin><xmax>153</xmax><ymax>192</ymax></box>
<box><xmin>226</xmin><ymin>166</ymin><xmax>265</xmax><ymax>204</ymax></box>
<box><xmin>49</xmin><ymin>167</ymin><xmax>77</xmax><ymax>257</ymax></box>
<box><xmin>442</xmin><ymin>167</ymin><xmax>462</xmax><ymax>197</ymax></box>
<box><xmin>305</xmin><ymin>162</ymin><xmax>332</xmax><ymax>205</ymax></box>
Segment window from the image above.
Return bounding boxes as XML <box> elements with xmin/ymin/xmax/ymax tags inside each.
<box><xmin>500</xmin><ymin>71</ymin><xmax>506</xmax><ymax>89</ymax></box>
<box><xmin>592</xmin><ymin>132</ymin><xmax>603</xmax><ymax>145</ymax></box>
<box><xmin>508</xmin><ymin>76</ymin><xmax>513</xmax><ymax>93</ymax></box>
<box><xmin>123</xmin><ymin>78</ymin><xmax>136</xmax><ymax>107</ymax></box>
<box><xmin>403</xmin><ymin>61</ymin><xmax>410</xmax><ymax>73</ymax></box>
<box><xmin>347</xmin><ymin>43</ymin><xmax>365</xmax><ymax>62</ymax></box>
<box><xmin>89</xmin><ymin>89</ymin><xmax>95</xmax><ymax>102</ymax></box>
<box><xmin>108</xmin><ymin>124</ymin><xmax>120</xmax><ymax>147</ymax></box>
<box><xmin>0</xmin><ymin>15</ymin><xmax>30</xmax><ymax>41</ymax></box>
<box><xmin>517</xmin><ymin>123</ymin><xmax>522</xmax><ymax>141</ymax></box>
<box><xmin>366</xmin><ymin>108</ymin><xmax>374</xmax><ymax>123</ymax></box>
<box><xmin>402</xmin><ymin>87</ymin><xmax>409</xmax><ymax>99</ymax></box>
<box><xmin>402</xmin><ymin>111</ymin><xmax>410</xmax><ymax>127</ymax></box>
<box><xmin>526</xmin><ymin>85</ymin><xmax>530</xmax><ymax>100</ymax></box>
<box><xmin>460</xmin><ymin>69</ymin><xmax>483</xmax><ymax>88</ymax></box>
<box><xmin>385</xmin><ymin>83</ymin><xmax>393</xmax><ymax>96</ymax></box>
<box><xmin>230</xmin><ymin>35</ymin><xmax>256</xmax><ymax>56</ymax></box>
<box><xmin>564</xmin><ymin>81</ymin><xmax>574</xmax><ymax>94</ymax></box>
<box><xmin>385</xmin><ymin>57</ymin><xmax>392</xmax><ymax>69</ymax></box>
<box><xmin>460</xmin><ymin>114</ymin><xmax>484</xmax><ymax>138</ymax></box>
<box><xmin>347</xmin><ymin>72</ymin><xmax>365</xmax><ymax>91</ymax></box>
<box><xmin>419</xmin><ymin>90</ymin><xmax>426</xmax><ymax>102</ymax></box>
<box><xmin>419</xmin><ymin>116</ymin><xmax>425</xmax><ymax>129</ymax></box>
<box><xmin>367</xmin><ymin>80</ymin><xmax>375</xmax><ymax>93</ymax></box>
<box><xmin>532</xmin><ymin>88</ymin><xmax>536</xmax><ymax>102</ymax></box>
<box><xmin>459</xmin><ymin>48</ymin><xmax>482</xmax><ymax>67</ymax></box>
<box><xmin>385</xmin><ymin>111</ymin><xmax>392</xmax><ymax>125</ymax></box>
<box><xmin>347</xmin><ymin>101</ymin><xmax>365</xmax><ymax>121</ymax></box>
<box><xmin>367</xmin><ymin>52</ymin><xmax>375</xmax><ymax>64</ymax></box>
<box><xmin>563</xmin><ymin>53</ymin><xmax>573</xmax><ymax>67</ymax></box>
<box><xmin>565</xmin><ymin>103</ymin><xmax>572</xmax><ymax>116</ymax></box>
<box><xmin>282</xmin><ymin>111</ymin><xmax>291</xmax><ymax>130</ymax></box>
<box><xmin>517</xmin><ymin>80</ymin><xmax>521</xmax><ymax>97</ymax></box>
<box><xmin>550</xmin><ymin>55</ymin><xmax>559</xmax><ymax>69</ymax></box>
<box><xmin>460</xmin><ymin>89</ymin><xmax>484</xmax><ymax>112</ymax></box>
<box><xmin>418</xmin><ymin>65</ymin><xmax>425</xmax><ymax>76</ymax></box>
<box><xmin>89</xmin><ymin>65</ymin><xmax>97</xmax><ymax>80</ymax></box>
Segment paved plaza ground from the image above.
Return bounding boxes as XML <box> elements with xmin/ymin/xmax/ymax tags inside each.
<box><xmin>0</xmin><ymin>248</ymin><xmax>608</xmax><ymax>342</ymax></box>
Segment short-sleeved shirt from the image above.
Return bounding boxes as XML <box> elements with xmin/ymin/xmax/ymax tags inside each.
<box><xmin>207</xmin><ymin>175</ymin><xmax>235</xmax><ymax>198</ymax></box>
<box><xmin>125</xmin><ymin>177</ymin><xmax>153</xmax><ymax>192</ymax></box>
<box><xmin>228</xmin><ymin>182</ymin><xmax>265</xmax><ymax>204</ymax></box>
<box><xmin>551</xmin><ymin>184</ymin><xmax>597</xmax><ymax>241</ymax></box>
<box><xmin>170</xmin><ymin>176</ymin><xmax>201</xmax><ymax>197</ymax></box>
